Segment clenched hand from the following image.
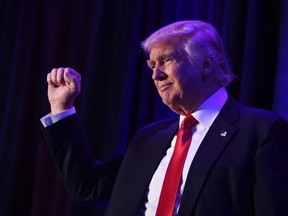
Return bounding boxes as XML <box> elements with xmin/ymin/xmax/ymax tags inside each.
<box><xmin>47</xmin><ymin>67</ymin><xmax>81</xmax><ymax>114</ymax></box>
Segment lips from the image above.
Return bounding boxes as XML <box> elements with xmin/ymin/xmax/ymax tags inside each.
<box><xmin>159</xmin><ymin>83</ymin><xmax>172</xmax><ymax>92</ymax></box>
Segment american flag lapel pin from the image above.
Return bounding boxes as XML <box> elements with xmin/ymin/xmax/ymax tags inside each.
<box><xmin>220</xmin><ymin>131</ymin><xmax>227</xmax><ymax>137</ymax></box>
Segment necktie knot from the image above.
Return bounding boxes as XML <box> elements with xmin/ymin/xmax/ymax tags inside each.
<box><xmin>181</xmin><ymin>115</ymin><xmax>198</xmax><ymax>130</ymax></box>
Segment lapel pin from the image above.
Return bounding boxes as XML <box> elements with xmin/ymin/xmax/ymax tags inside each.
<box><xmin>220</xmin><ymin>131</ymin><xmax>227</xmax><ymax>137</ymax></box>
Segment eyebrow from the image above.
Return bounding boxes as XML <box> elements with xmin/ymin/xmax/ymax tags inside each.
<box><xmin>146</xmin><ymin>59</ymin><xmax>154</xmax><ymax>68</ymax></box>
<box><xmin>147</xmin><ymin>53</ymin><xmax>174</xmax><ymax>65</ymax></box>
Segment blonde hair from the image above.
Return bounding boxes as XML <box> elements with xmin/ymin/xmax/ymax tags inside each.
<box><xmin>141</xmin><ymin>20</ymin><xmax>234</xmax><ymax>86</ymax></box>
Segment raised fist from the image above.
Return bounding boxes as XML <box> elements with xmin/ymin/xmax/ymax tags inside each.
<box><xmin>47</xmin><ymin>67</ymin><xmax>81</xmax><ymax>114</ymax></box>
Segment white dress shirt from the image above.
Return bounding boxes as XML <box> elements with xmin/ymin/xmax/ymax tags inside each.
<box><xmin>40</xmin><ymin>107</ymin><xmax>76</xmax><ymax>127</ymax></box>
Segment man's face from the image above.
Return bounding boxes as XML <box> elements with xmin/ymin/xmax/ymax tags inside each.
<box><xmin>147</xmin><ymin>45</ymin><xmax>206</xmax><ymax>115</ymax></box>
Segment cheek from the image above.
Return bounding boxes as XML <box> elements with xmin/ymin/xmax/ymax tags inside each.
<box><xmin>154</xmin><ymin>80</ymin><xmax>159</xmax><ymax>89</ymax></box>
<box><xmin>179</xmin><ymin>72</ymin><xmax>201</xmax><ymax>91</ymax></box>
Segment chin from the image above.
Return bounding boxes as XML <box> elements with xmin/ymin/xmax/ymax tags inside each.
<box><xmin>162</xmin><ymin>98</ymin><xmax>175</xmax><ymax>109</ymax></box>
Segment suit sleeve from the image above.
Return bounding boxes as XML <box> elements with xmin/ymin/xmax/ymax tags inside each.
<box><xmin>254</xmin><ymin>117</ymin><xmax>288</xmax><ymax>215</ymax></box>
<box><xmin>40</xmin><ymin>114</ymin><xmax>123</xmax><ymax>204</ymax></box>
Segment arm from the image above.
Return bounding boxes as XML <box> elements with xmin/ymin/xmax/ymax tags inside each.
<box><xmin>254</xmin><ymin>117</ymin><xmax>288</xmax><ymax>215</ymax></box>
<box><xmin>41</xmin><ymin>68</ymin><xmax>123</xmax><ymax>203</ymax></box>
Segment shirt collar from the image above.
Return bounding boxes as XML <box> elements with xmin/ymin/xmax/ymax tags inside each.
<box><xmin>179</xmin><ymin>87</ymin><xmax>228</xmax><ymax>129</ymax></box>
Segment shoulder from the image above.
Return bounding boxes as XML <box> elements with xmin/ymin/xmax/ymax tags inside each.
<box><xmin>137</xmin><ymin>117</ymin><xmax>179</xmax><ymax>134</ymax></box>
<box><xmin>245</xmin><ymin>107</ymin><xmax>288</xmax><ymax>137</ymax></box>
<box><xmin>220</xmin><ymin>96</ymin><xmax>288</xmax><ymax>137</ymax></box>
<box><xmin>220</xmin><ymin>97</ymin><xmax>288</xmax><ymax>146</ymax></box>
<box><xmin>132</xmin><ymin>117</ymin><xmax>178</xmax><ymax>141</ymax></box>
<box><xmin>239</xmin><ymin>104</ymin><xmax>286</xmax><ymax>125</ymax></box>
<box><xmin>224</xmin><ymin>96</ymin><xmax>287</xmax><ymax>125</ymax></box>
<box><xmin>240</xmin><ymin>105</ymin><xmax>278</xmax><ymax>120</ymax></box>
<box><xmin>231</xmin><ymin>101</ymin><xmax>288</xmax><ymax>135</ymax></box>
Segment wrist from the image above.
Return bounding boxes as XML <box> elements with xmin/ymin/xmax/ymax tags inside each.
<box><xmin>50</xmin><ymin>102</ymin><xmax>73</xmax><ymax>115</ymax></box>
<box><xmin>41</xmin><ymin>106</ymin><xmax>76</xmax><ymax>127</ymax></box>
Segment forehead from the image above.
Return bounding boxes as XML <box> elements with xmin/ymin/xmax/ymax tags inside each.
<box><xmin>149</xmin><ymin>45</ymin><xmax>177</xmax><ymax>60</ymax></box>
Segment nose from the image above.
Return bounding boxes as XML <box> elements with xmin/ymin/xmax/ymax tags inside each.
<box><xmin>152</xmin><ymin>66</ymin><xmax>167</xmax><ymax>81</ymax></box>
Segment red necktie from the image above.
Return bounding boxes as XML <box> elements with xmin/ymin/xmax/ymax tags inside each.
<box><xmin>156</xmin><ymin>115</ymin><xmax>198</xmax><ymax>216</ymax></box>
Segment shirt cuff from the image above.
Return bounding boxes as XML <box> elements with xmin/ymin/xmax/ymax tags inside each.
<box><xmin>40</xmin><ymin>107</ymin><xmax>76</xmax><ymax>127</ymax></box>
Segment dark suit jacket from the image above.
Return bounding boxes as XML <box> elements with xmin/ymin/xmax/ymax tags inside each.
<box><xmin>41</xmin><ymin>96</ymin><xmax>288</xmax><ymax>216</ymax></box>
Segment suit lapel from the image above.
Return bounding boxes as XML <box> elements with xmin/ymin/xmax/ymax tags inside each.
<box><xmin>178</xmin><ymin>96</ymin><xmax>240</xmax><ymax>215</ymax></box>
<box><xmin>133</xmin><ymin>120</ymin><xmax>179</xmax><ymax>200</ymax></box>
<box><xmin>109</xmin><ymin>118</ymin><xmax>179</xmax><ymax>214</ymax></box>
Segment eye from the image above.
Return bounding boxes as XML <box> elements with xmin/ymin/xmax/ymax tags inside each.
<box><xmin>148</xmin><ymin>63</ymin><xmax>155</xmax><ymax>70</ymax></box>
<box><xmin>147</xmin><ymin>60</ymin><xmax>155</xmax><ymax>70</ymax></box>
<box><xmin>163</xmin><ymin>57</ymin><xmax>173</xmax><ymax>63</ymax></box>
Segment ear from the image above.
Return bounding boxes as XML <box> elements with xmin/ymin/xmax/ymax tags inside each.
<box><xmin>201</xmin><ymin>57</ymin><xmax>213</xmax><ymax>78</ymax></box>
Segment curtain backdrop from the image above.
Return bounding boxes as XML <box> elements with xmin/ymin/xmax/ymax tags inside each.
<box><xmin>0</xmin><ymin>0</ymin><xmax>287</xmax><ymax>215</ymax></box>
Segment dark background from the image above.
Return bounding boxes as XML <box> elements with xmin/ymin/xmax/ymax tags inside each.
<box><xmin>0</xmin><ymin>0</ymin><xmax>288</xmax><ymax>215</ymax></box>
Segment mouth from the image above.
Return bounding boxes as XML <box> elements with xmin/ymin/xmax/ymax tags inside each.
<box><xmin>159</xmin><ymin>83</ymin><xmax>172</xmax><ymax>92</ymax></box>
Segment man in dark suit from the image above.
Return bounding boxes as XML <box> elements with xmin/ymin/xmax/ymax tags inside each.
<box><xmin>40</xmin><ymin>20</ymin><xmax>288</xmax><ymax>215</ymax></box>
